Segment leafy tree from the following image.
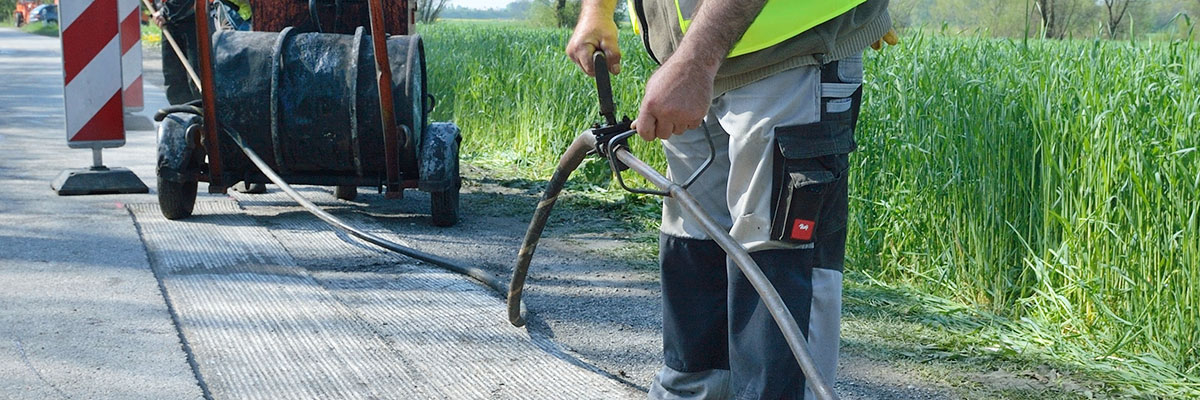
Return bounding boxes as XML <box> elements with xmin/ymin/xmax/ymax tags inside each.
<box><xmin>555</xmin><ymin>0</ymin><xmax>568</xmax><ymax>27</ymax></box>
<box><xmin>506</xmin><ymin>0</ymin><xmax>533</xmax><ymax>17</ymax></box>
<box><xmin>416</xmin><ymin>0</ymin><xmax>450</xmax><ymax>23</ymax></box>
<box><xmin>526</xmin><ymin>0</ymin><xmax>579</xmax><ymax>28</ymax></box>
<box><xmin>1035</xmin><ymin>0</ymin><xmax>1087</xmax><ymax>38</ymax></box>
<box><xmin>1102</xmin><ymin>0</ymin><xmax>1138</xmax><ymax>38</ymax></box>
<box><xmin>2</xmin><ymin>0</ymin><xmax>18</xmax><ymax>23</ymax></box>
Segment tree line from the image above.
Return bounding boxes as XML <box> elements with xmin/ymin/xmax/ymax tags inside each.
<box><xmin>427</xmin><ymin>0</ymin><xmax>626</xmax><ymax>28</ymax></box>
<box><xmin>893</xmin><ymin>0</ymin><xmax>1198</xmax><ymax>39</ymax></box>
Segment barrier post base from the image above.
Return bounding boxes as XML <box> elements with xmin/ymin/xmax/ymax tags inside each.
<box><xmin>52</xmin><ymin>148</ymin><xmax>148</xmax><ymax>195</ymax></box>
<box><xmin>52</xmin><ymin>166</ymin><xmax>149</xmax><ymax>195</ymax></box>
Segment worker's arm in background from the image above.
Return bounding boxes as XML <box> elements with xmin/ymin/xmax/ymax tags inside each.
<box><xmin>631</xmin><ymin>0</ymin><xmax>766</xmax><ymax>141</ymax></box>
<box><xmin>565</xmin><ymin>0</ymin><xmax>622</xmax><ymax>77</ymax></box>
<box><xmin>153</xmin><ymin>0</ymin><xmax>196</xmax><ymax>27</ymax></box>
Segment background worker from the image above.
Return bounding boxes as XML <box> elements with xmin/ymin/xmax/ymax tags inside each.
<box><xmin>153</xmin><ymin>0</ymin><xmax>249</xmax><ymax>105</ymax></box>
<box><xmin>153</xmin><ymin>0</ymin><xmax>200</xmax><ymax>105</ymax></box>
<box><xmin>566</xmin><ymin>0</ymin><xmax>894</xmax><ymax>398</ymax></box>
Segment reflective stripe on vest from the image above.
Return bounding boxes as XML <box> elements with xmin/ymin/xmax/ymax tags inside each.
<box><xmin>629</xmin><ymin>0</ymin><xmax>869</xmax><ymax>58</ymax></box>
<box><xmin>629</xmin><ymin>0</ymin><xmax>643</xmax><ymax>36</ymax></box>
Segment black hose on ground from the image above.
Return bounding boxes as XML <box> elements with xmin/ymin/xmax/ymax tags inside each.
<box><xmin>507</xmin><ymin>132</ymin><xmax>597</xmax><ymax>327</ymax></box>
<box><xmin>221</xmin><ymin>126</ymin><xmax>523</xmax><ymax>318</ymax></box>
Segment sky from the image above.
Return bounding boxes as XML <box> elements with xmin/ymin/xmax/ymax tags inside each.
<box><xmin>448</xmin><ymin>0</ymin><xmax>515</xmax><ymax>10</ymax></box>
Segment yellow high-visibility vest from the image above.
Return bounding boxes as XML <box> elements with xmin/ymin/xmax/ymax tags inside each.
<box><xmin>629</xmin><ymin>0</ymin><xmax>870</xmax><ymax>58</ymax></box>
<box><xmin>226</xmin><ymin>0</ymin><xmax>252</xmax><ymax>20</ymax></box>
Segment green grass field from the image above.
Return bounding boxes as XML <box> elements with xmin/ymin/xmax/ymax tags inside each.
<box><xmin>140</xmin><ymin>22</ymin><xmax>163</xmax><ymax>46</ymax></box>
<box><xmin>420</xmin><ymin>22</ymin><xmax>1200</xmax><ymax>397</ymax></box>
<box><xmin>855</xmin><ymin>34</ymin><xmax>1198</xmax><ymax>397</ymax></box>
<box><xmin>19</xmin><ymin>21</ymin><xmax>58</xmax><ymax>37</ymax></box>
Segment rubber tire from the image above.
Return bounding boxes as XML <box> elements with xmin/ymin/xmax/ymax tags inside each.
<box><xmin>429</xmin><ymin>157</ymin><xmax>459</xmax><ymax>227</ymax></box>
<box><xmin>158</xmin><ymin>176</ymin><xmax>198</xmax><ymax>220</ymax></box>
<box><xmin>430</xmin><ymin>188</ymin><xmax>458</xmax><ymax>227</ymax></box>
<box><xmin>335</xmin><ymin>185</ymin><xmax>357</xmax><ymax>201</ymax></box>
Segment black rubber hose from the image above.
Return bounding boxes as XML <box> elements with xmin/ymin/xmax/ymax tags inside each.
<box><xmin>507</xmin><ymin>132</ymin><xmax>597</xmax><ymax>327</ymax></box>
<box><xmin>221</xmin><ymin>127</ymin><xmax>520</xmax><ymax>316</ymax></box>
<box><xmin>154</xmin><ymin>105</ymin><xmax>204</xmax><ymax>122</ymax></box>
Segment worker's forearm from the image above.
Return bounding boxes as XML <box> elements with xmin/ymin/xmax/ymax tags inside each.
<box><xmin>579</xmin><ymin>0</ymin><xmax>619</xmax><ymax>20</ymax></box>
<box><xmin>671</xmin><ymin>0</ymin><xmax>767</xmax><ymax>75</ymax></box>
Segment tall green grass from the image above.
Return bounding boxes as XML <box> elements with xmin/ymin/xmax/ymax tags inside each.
<box><xmin>420</xmin><ymin>22</ymin><xmax>664</xmax><ymax>183</ymax></box>
<box><xmin>420</xmin><ymin>23</ymin><xmax>1199</xmax><ymax>396</ymax></box>
<box><xmin>857</xmin><ymin>34</ymin><xmax>1199</xmax><ymax>395</ymax></box>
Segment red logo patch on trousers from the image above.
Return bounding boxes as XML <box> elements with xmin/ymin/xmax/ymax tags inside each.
<box><xmin>790</xmin><ymin>219</ymin><xmax>815</xmax><ymax>241</ymax></box>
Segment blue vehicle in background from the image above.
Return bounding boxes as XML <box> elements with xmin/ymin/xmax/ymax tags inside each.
<box><xmin>28</xmin><ymin>4</ymin><xmax>56</xmax><ymax>24</ymax></box>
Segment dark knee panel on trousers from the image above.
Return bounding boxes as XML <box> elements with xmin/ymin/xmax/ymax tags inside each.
<box><xmin>660</xmin><ymin>233</ymin><xmax>730</xmax><ymax>373</ymax></box>
<box><xmin>728</xmin><ymin>249</ymin><xmax>814</xmax><ymax>400</ymax></box>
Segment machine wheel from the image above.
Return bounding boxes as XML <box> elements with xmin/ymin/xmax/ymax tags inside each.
<box><xmin>335</xmin><ymin>185</ymin><xmax>357</xmax><ymax>201</ymax></box>
<box><xmin>430</xmin><ymin>188</ymin><xmax>458</xmax><ymax>227</ymax></box>
<box><xmin>158</xmin><ymin>176</ymin><xmax>197</xmax><ymax>220</ymax></box>
<box><xmin>429</xmin><ymin>157</ymin><xmax>459</xmax><ymax>227</ymax></box>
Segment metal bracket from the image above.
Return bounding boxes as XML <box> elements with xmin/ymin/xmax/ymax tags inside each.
<box><xmin>586</xmin><ymin>51</ymin><xmax>717</xmax><ymax>197</ymax></box>
<box><xmin>597</xmin><ymin>121</ymin><xmax>716</xmax><ymax>197</ymax></box>
<box><xmin>589</xmin><ymin>117</ymin><xmax>632</xmax><ymax>170</ymax></box>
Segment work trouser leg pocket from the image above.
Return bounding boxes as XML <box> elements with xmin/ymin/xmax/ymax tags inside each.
<box><xmin>768</xmin><ymin>59</ymin><xmax>861</xmax><ymax>245</ymax></box>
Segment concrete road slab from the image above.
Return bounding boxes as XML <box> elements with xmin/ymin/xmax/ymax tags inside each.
<box><xmin>128</xmin><ymin>200</ymin><xmax>642</xmax><ymax>399</ymax></box>
<box><xmin>0</xmin><ymin>28</ymin><xmax>202</xmax><ymax>399</ymax></box>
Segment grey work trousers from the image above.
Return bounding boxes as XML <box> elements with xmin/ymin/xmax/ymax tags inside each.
<box><xmin>650</xmin><ymin>54</ymin><xmax>862</xmax><ymax>400</ymax></box>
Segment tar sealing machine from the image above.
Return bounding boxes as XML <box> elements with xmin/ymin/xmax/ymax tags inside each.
<box><xmin>153</xmin><ymin>0</ymin><xmax>461</xmax><ymax>226</ymax></box>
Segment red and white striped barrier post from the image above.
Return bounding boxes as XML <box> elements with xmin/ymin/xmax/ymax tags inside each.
<box><xmin>119</xmin><ymin>0</ymin><xmax>143</xmax><ymax>112</ymax></box>
<box><xmin>51</xmin><ymin>0</ymin><xmax>148</xmax><ymax>195</ymax></box>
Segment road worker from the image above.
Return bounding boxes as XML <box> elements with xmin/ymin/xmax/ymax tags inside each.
<box><xmin>152</xmin><ymin>0</ymin><xmax>200</xmax><ymax>105</ymax></box>
<box><xmin>566</xmin><ymin>1</ymin><xmax>896</xmax><ymax>398</ymax></box>
<box><xmin>153</xmin><ymin>0</ymin><xmax>250</xmax><ymax>106</ymax></box>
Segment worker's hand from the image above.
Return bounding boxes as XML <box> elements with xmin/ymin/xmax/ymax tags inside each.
<box><xmin>631</xmin><ymin>58</ymin><xmax>714</xmax><ymax>141</ymax></box>
<box><xmin>565</xmin><ymin>10</ymin><xmax>621</xmax><ymax>76</ymax></box>
<box><xmin>153</xmin><ymin>9</ymin><xmax>166</xmax><ymax>28</ymax></box>
<box><xmin>871</xmin><ymin>29</ymin><xmax>899</xmax><ymax>50</ymax></box>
